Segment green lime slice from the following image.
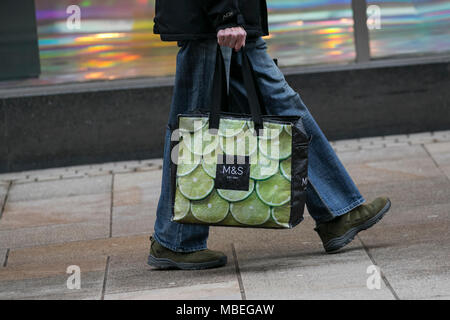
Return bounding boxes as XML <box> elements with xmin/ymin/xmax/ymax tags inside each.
<box><xmin>258</xmin><ymin>130</ymin><xmax>292</xmax><ymax>160</ymax></box>
<box><xmin>271</xmin><ymin>204</ymin><xmax>291</xmax><ymax>228</ymax></box>
<box><xmin>258</xmin><ymin>122</ymin><xmax>284</xmax><ymax>140</ymax></box>
<box><xmin>246</xmin><ymin>121</ymin><xmax>283</xmax><ymax>136</ymax></box>
<box><xmin>256</xmin><ymin>172</ymin><xmax>291</xmax><ymax>206</ymax></box>
<box><xmin>230</xmin><ymin>192</ymin><xmax>271</xmax><ymax>226</ymax></box>
<box><xmin>220</xmin><ymin>129</ymin><xmax>257</xmax><ymax>156</ymax></box>
<box><xmin>176</xmin><ymin>140</ymin><xmax>201</xmax><ymax>177</ymax></box>
<box><xmin>173</xmin><ymin>189</ymin><xmax>190</xmax><ymax>221</ymax></box>
<box><xmin>217</xmin><ymin>179</ymin><xmax>255</xmax><ymax>202</ymax></box>
<box><xmin>179</xmin><ymin>117</ymin><xmax>208</xmax><ymax>133</ymax></box>
<box><xmin>201</xmin><ymin>148</ymin><xmax>219</xmax><ymax>178</ymax></box>
<box><xmin>250</xmin><ymin>151</ymin><xmax>279</xmax><ymax>180</ymax></box>
<box><xmin>280</xmin><ymin>157</ymin><xmax>292</xmax><ymax>182</ymax></box>
<box><xmin>191</xmin><ymin>190</ymin><xmax>229</xmax><ymax>223</ymax></box>
<box><xmin>246</xmin><ymin>120</ymin><xmax>255</xmax><ymax>133</ymax></box>
<box><xmin>219</xmin><ymin>118</ymin><xmax>246</xmax><ymax>137</ymax></box>
<box><xmin>284</xmin><ymin>124</ymin><xmax>292</xmax><ymax>136</ymax></box>
<box><xmin>178</xmin><ymin>166</ymin><xmax>214</xmax><ymax>200</ymax></box>
<box><xmin>183</xmin><ymin>126</ymin><xmax>219</xmax><ymax>156</ymax></box>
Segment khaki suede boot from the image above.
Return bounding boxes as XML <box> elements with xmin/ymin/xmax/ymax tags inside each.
<box><xmin>315</xmin><ymin>197</ymin><xmax>391</xmax><ymax>253</ymax></box>
<box><xmin>147</xmin><ymin>237</ymin><xmax>227</xmax><ymax>270</ymax></box>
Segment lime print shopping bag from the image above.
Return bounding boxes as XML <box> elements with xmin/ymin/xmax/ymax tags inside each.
<box><xmin>170</xmin><ymin>46</ymin><xmax>309</xmax><ymax>229</ymax></box>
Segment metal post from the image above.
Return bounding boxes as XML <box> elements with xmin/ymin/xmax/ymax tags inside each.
<box><xmin>352</xmin><ymin>0</ymin><xmax>371</xmax><ymax>63</ymax></box>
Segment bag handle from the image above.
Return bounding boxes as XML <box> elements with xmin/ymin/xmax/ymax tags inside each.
<box><xmin>209</xmin><ymin>45</ymin><xmax>264</xmax><ymax>134</ymax></box>
<box><xmin>209</xmin><ymin>46</ymin><xmax>228</xmax><ymax>131</ymax></box>
<box><xmin>240</xmin><ymin>46</ymin><xmax>264</xmax><ymax>133</ymax></box>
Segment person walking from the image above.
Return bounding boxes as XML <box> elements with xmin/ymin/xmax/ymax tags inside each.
<box><xmin>148</xmin><ymin>0</ymin><xmax>391</xmax><ymax>270</ymax></box>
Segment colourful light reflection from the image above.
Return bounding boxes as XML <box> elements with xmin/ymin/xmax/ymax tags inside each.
<box><xmin>368</xmin><ymin>0</ymin><xmax>450</xmax><ymax>58</ymax></box>
<box><xmin>1</xmin><ymin>0</ymin><xmax>448</xmax><ymax>88</ymax></box>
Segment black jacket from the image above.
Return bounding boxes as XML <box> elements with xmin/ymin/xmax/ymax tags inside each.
<box><xmin>153</xmin><ymin>0</ymin><xmax>269</xmax><ymax>41</ymax></box>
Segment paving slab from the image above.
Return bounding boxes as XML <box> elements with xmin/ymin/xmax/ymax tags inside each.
<box><xmin>356</xmin><ymin>175</ymin><xmax>450</xmax><ymax>245</ymax></box>
<box><xmin>358</xmin><ymin>175</ymin><xmax>450</xmax><ymax>214</ymax></box>
<box><xmin>356</xmin><ymin>173</ymin><xmax>450</xmax><ymax>299</ymax></box>
<box><xmin>4</xmin><ymin>175</ymin><xmax>111</xmax><ymax>202</ymax></box>
<box><xmin>0</xmin><ymin>176</ymin><xmax>112</xmax><ymax>248</ymax></box>
<box><xmin>6</xmin><ymin>235</ymin><xmax>150</xmax><ymax>266</ymax></box>
<box><xmin>112</xmin><ymin>170</ymin><xmax>161</xmax><ymax>237</ymax></box>
<box><xmin>104</xmin><ymin>241</ymin><xmax>238</xmax><ymax>296</ymax></box>
<box><xmin>1</xmin><ymin>248</ymin><xmax>7</xmax><ymax>267</ymax></box>
<box><xmin>337</xmin><ymin>145</ymin><xmax>442</xmax><ymax>187</ymax></box>
<box><xmin>0</xmin><ymin>256</ymin><xmax>107</xmax><ymax>300</ymax></box>
<box><xmin>424</xmin><ymin>141</ymin><xmax>450</xmax><ymax>179</ymax></box>
<box><xmin>358</xmin><ymin>238</ymin><xmax>450</xmax><ymax>300</ymax></box>
<box><xmin>0</xmin><ymin>235</ymin><xmax>150</xmax><ymax>299</ymax></box>
<box><xmin>0</xmin><ymin>182</ymin><xmax>7</xmax><ymax>215</ymax></box>
<box><xmin>0</xmin><ymin>221</ymin><xmax>109</xmax><ymax>250</ymax></box>
<box><xmin>105</xmin><ymin>281</ymin><xmax>241</xmax><ymax>300</ymax></box>
<box><xmin>221</xmin><ymin>217</ymin><xmax>394</xmax><ymax>300</ymax></box>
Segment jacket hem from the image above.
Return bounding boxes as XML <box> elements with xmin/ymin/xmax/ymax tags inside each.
<box><xmin>157</xmin><ymin>30</ymin><xmax>268</xmax><ymax>42</ymax></box>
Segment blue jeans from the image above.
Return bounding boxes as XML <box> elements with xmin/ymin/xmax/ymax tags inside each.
<box><xmin>153</xmin><ymin>38</ymin><xmax>365</xmax><ymax>252</ymax></box>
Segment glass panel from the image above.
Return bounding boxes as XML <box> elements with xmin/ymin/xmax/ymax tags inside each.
<box><xmin>2</xmin><ymin>0</ymin><xmax>355</xmax><ymax>87</ymax></box>
<box><xmin>35</xmin><ymin>0</ymin><xmax>178</xmax><ymax>85</ymax></box>
<box><xmin>266</xmin><ymin>0</ymin><xmax>355</xmax><ymax>67</ymax></box>
<box><xmin>368</xmin><ymin>0</ymin><xmax>450</xmax><ymax>58</ymax></box>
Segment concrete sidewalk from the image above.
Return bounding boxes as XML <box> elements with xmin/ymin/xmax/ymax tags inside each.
<box><xmin>0</xmin><ymin>131</ymin><xmax>449</xmax><ymax>300</ymax></box>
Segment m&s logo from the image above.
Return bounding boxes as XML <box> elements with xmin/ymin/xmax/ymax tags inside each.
<box><xmin>222</xmin><ymin>165</ymin><xmax>245</xmax><ymax>176</ymax></box>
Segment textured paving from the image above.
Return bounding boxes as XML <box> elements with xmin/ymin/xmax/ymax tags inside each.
<box><xmin>0</xmin><ymin>131</ymin><xmax>449</xmax><ymax>300</ymax></box>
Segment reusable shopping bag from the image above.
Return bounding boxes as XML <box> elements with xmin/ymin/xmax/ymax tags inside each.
<box><xmin>170</xmin><ymin>46</ymin><xmax>309</xmax><ymax>229</ymax></box>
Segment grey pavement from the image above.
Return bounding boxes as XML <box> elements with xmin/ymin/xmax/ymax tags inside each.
<box><xmin>0</xmin><ymin>131</ymin><xmax>449</xmax><ymax>300</ymax></box>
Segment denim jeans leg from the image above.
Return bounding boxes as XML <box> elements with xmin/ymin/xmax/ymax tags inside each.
<box><xmin>229</xmin><ymin>38</ymin><xmax>365</xmax><ymax>224</ymax></box>
<box><xmin>153</xmin><ymin>40</ymin><xmax>226</xmax><ymax>252</ymax></box>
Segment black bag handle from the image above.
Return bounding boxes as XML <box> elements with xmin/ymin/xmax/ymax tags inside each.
<box><xmin>240</xmin><ymin>46</ymin><xmax>264</xmax><ymax>133</ymax></box>
<box><xmin>209</xmin><ymin>45</ymin><xmax>264</xmax><ymax>134</ymax></box>
<box><xmin>209</xmin><ymin>46</ymin><xmax>228</xmax><ymax>131</ymax></box>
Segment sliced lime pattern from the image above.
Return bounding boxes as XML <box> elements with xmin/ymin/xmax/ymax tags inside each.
<box><xmin>220</xmin><ymin>129</ymin><xmax>257</xmax><ymax>156</ymax></box>
<box><xmin>271</xmin><ymin>204</ymin><xmax>291</xmax><ymax>228</ymax></box>
<box><xmin>183</xmin><ymin>126</ymin><xmax>219</xmax><ymax>156</ymax></box>
<box><xmin>258</xmin><ymin>130</ymin><xmax>292</xmax><ymax>160</ymax></box>
<box><xmin>259</xmin><ymin>122</ymin><xmax>284</xmax><ymax>140</ymax></box>
<box><xmin>280</xmin><ymin>158</ymin><xmax>291</xmax><ymax>182</ymax></box>
<box><xmin>174</xmin><ymin>119</ymin><xmax>299</xmax><ymax>228</ymax></box>
<box><xmin>256</xmin><ymin>172</ymin><xmax>291</xmax><ymax>206</ymax></box>
<box><xmin>178</xmin><ymin>166</ymin><xmax>214</xmax><ymax>200</ymax></box>
<box><xmin>176</xmin><ymin>140</ymin><xmax>201</xmax><ymax>177</ymax></box>
<box><xmin>179</xmin><ymin>116</ymin><xmax>208</xmax><ymax>133</ymax></box>
<box><xmin>201</xmin><ymin>148</ymin><xmax>221</xmax><ymax>178</ymax></box>
<box><xmin>173</xmin><ymin>189</ymin><xmax>190</xmax><ymax>221</ymax></box>
<box><xmin>191</xmin><ymin>191</ymin><xmax>229</xmax><ymax>223</ymax></box>
<box><xmin>219</xmin><ymin>118</ymin><xmax>246</xmax><ymax>137</ymax></box>
<box><xmin>230</xmin><ymin>192</ymin><xmax>271</xmax><ymax>225</ymax></box>
<box><xmin>284</xmin><ymin>124</ymin><xmax>292</xmax><ymax>136</ymax></box>
<box><xmin>246</xmin><ymin>120</ymin><xmax>255</xmax><ymax>133</ymax></box>
<box><xmin>247</xmin><ymin>121</ymin><xmax>284</xmax><ymax>139</ymax></box>
<box><xmin>217</xmin><ymin>179</ymin><xmax>255</xmax><ymax>202</ymax></box>
<box><xmin>250</xmin><ymin>151</ymin><xmax>279</xmax><ymax>180</ymax></box>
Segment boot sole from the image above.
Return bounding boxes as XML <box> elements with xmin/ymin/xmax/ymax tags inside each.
<box><xmin>147</xmin><ymin>254</ymin><xmax>227</xmax><ymax>270</ymax></box>
<box><xmin>324</xmin><ymin>199</ymin><xmax>391</xmax><ymax>254</ymax></box>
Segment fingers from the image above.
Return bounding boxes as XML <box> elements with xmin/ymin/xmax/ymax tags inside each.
<box><xmin>217</xmin><ymin>27</ymin><xmax>247</xmax><ymax>51</ymax></box>
<box><xmin>235</xmin><ymin>29</ymin><xmax>246</xmax><ymax>51</ymax></box>
<box><xmin>217</xmin><ymin>29</ymin><xmax>226</xmax><ymax>46</ymax></box>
